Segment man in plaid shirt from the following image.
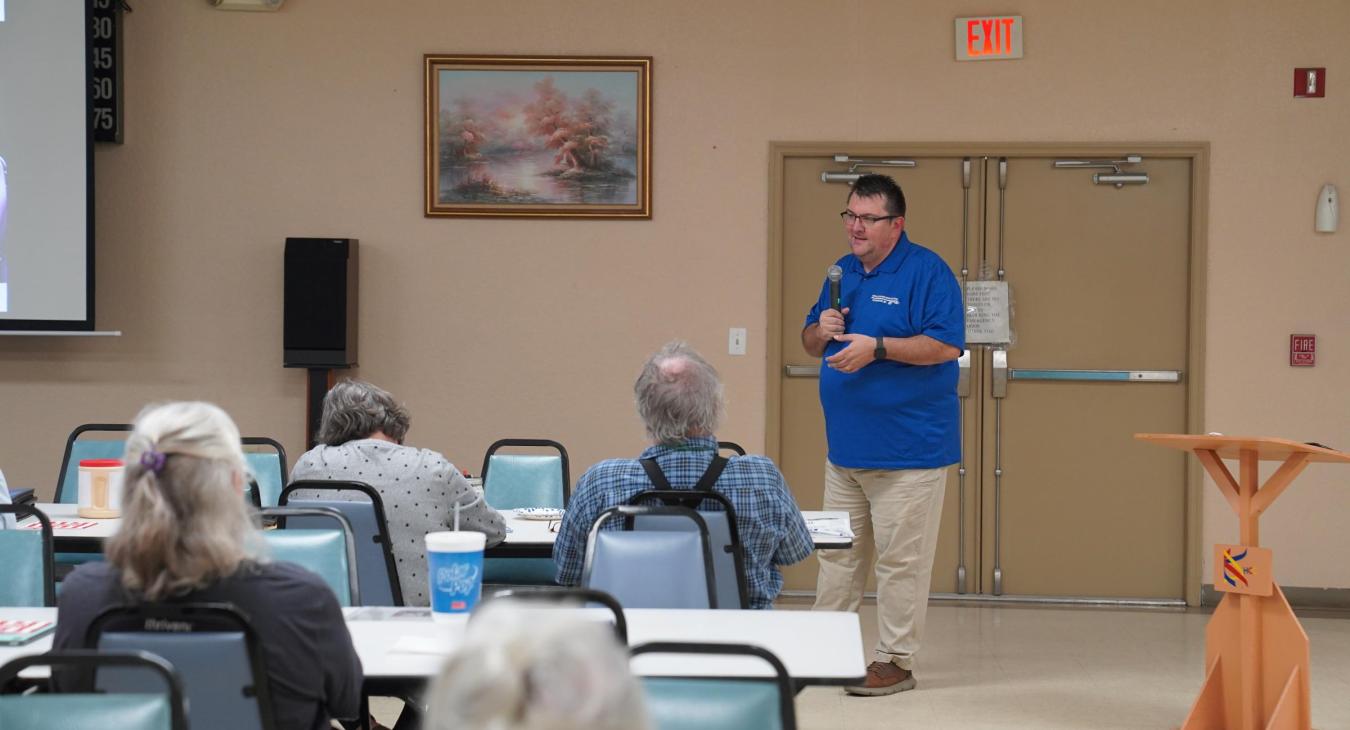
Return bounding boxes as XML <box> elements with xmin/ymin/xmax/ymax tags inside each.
<box><xmin>553</xmin><ymin>341</ymin><xmax>813</xmax><ymax>609</ymax></box>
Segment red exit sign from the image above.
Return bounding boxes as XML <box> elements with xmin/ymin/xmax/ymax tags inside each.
<box><xmin>1290</xmin><ymin>334</ymin><xmax>1316</xmax><ymax>367</ymax></box>
<box><xmin>956</xmin><ymin>15</ymin><xmax>1024</xmax><ymax>61</ymax></box>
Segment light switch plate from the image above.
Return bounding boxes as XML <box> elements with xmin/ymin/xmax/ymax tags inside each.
<box><xmin>729</xmin><ymin>328</ymin><xmax>747</xmax><ymax>355</ymax></box>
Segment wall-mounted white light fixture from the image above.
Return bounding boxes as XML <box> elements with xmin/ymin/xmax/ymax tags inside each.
<box><xmin>1315</xmin><ymin>183</ymin><xmax>1338</xmax><ymax>233</ymax></box>
<box><xmin>211</xmin><ymin>0</ymin><xmax>284</xmax><ymax>10</ymax></box>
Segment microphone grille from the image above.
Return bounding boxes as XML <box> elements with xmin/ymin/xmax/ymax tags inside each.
<box><xmin>827</xmin><ymin>265</ymin><xmax>843</xmax><ymax>282</ymax></box>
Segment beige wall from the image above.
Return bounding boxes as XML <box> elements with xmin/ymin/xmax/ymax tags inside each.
<box><xmin>1</xmin><ymin>0</ymin><xmax>1346</xmax><ymax>590</ymax></box>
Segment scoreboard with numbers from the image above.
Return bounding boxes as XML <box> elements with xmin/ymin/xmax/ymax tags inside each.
<box><xmin>88</xmin><ymin>0</ymin><xmax>123</xmax><ymax>144</ymax></box>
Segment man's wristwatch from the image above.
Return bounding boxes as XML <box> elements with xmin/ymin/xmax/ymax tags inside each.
<box><xmin>874</xmin><ymin>336</ymin><xmax>886</xmax><ymax>362</ymax></box>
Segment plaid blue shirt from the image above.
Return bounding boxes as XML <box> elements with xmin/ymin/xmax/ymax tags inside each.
<box><xmin>553</xmin><ymin>437</ymin><xmax>814</xmax><ymax>609</ymax></box>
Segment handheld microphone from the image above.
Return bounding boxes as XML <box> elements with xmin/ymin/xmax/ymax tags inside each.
<box><xmin>827</xmin><ymin>265</ymin><xmax>843</xmax><ymax>312</ymax></box>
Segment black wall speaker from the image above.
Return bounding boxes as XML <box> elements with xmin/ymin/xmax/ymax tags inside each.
<box><xmin>284</xmin><ymin>237</ymin><xmax>358</xmax><ymax>368</ymax></box>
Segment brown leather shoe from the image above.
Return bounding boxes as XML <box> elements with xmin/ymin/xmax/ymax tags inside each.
<box><xmin>845</xmin><ymin>661</ymin><xmax>917</xmax><ymax>696</ymax></box>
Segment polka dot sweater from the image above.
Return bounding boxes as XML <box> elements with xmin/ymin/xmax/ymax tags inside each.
<box><xmin>290</xmin><ymin>439</ymin><xmax>506</xmax><ymax>607</ymax></box>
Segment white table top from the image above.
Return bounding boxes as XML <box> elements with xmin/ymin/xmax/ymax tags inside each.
<box><xmin>1</xmin><ymin>606</ymin><xmax>865</xmax><ymax>686</ymax></box>
<box><xmin>26</xmin><ymin>504</ymin><xmax>854</xmax><ymax>549</ymax></box>
<box><xmin>20</xmin><ymin>503</ymin><xmax>120</xmax><ymax>539</ymax></box>
<box><xmin>346</xmin><ymin>606</ymin><xmax>865</xmax><ymax>684</ymax></box>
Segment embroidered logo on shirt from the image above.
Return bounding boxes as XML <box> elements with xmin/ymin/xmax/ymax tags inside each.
<box><xmin>871</xmin><ymin>294</ymin><xmax>900</xmax><ymax>306</ymax></box>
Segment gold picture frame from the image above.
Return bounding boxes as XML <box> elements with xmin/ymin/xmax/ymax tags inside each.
<box><xmin>424</xmin><ymin>54</ymin><xmax>652</xmax><ymax>219</ymax></box>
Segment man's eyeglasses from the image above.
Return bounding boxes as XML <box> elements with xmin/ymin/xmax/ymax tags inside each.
<box><xmin>840</xmin><ymin>211</ymin><xmax>898</xmax><ymax>226</ymax></box>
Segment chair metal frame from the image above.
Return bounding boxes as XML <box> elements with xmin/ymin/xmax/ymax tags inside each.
<box><xmin>0</xmin><ymin>650</ymin><xmax>190</xmax><ymax>730</ymax></box>
<box><xmin>625</xmin><ymin>489</ymin><xmax>751</xmax><ymax>610</ymax></box>
<box><xmin>630</xmin><ymin>641</ymin><xmax>798</xmax><ymax>730</ymax></box>
<box><xmin>280</xmin><ymin>480</ymin><xmax>402</xmax><ymax>606</ymax></box>
<box><xmin>261</xmin><ymin>505</ymin><xmax>362</xmax><ymax>606</ymax></box>
<box><xmin>241</xmin><ymin>437</ymin><xmax>289</xmax><ymax>508</ymax></box>
<box><xmin>0</xmin><ymin>503</ymin><xmax>56</xmax><ymax>606</ymax></box>
<box><xmin>85</xmin><ymin>602</ymin><xmax>278</xmax><ymax>730</ymax></box>
<box><xmin>582</xmin><ymin>505</ymin><xmax>718</xmax><ymax>609</ymax></box>
<box><xmin>480</xmin><ymin>438</ymin><xmax>571</xmax><ymax>507</ymax></box>
<box><xmin>241</xmin><ymin>437</ymin><xmax>288</xmax><ymax>472</ymax></box>
<box><xmin>486</xmin><ymin>586</ymin><xmax>628</xmax><ymax>643</ymax></box>
<box><xmin>54</xmin><ymin>423</ymin><xmax>133</xmax><ymax>503</ymax></box>
<box><xmin>245</xmin><ymin>478</ymin><xmax>264</xmax><ymax>509</ymax></box>
<box><xmin>717</xmin><ymin>441</ymin><xmax>747</xmax><ymax>456</ymax></box>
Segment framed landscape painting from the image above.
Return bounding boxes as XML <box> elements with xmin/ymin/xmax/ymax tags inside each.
<box><xmin>424</xmin><ymin>54</ymin><xmax>652</xmax><ymax>219</ymax></box>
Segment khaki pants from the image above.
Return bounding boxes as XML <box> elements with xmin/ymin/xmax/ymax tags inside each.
<box><xmin>813</xmin><ymin>461</ymin><xmax>947</xmax><ymax>670</ymax></box>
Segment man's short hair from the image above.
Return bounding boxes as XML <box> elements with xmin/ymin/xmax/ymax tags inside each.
<box><xmin>848</xmin><ymin>174</ymin><xmax>906</xmax><ymax>218</ymax></box>
<box><xmin>634</xmin><ymin>341</ymin><xmax>725</xmax><ymax>445</ymax></box>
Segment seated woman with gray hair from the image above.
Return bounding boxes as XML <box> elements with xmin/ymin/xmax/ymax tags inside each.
<box><xmin>425</xmin><ymin>602</ymin><xmax>651</xmax><ymax>730</ymax></box>
<box><xmin>51</xmin><ymin>401</ymin><xmax>362</xmax><ymax>730</ymax></box>
<box><xmin>290</xmin><ymin>380</ymin><xmax>505</xmax><ymax>606</ymax></box>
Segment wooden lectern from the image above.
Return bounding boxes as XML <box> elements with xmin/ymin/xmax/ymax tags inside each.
<box><xmin>1136</xmin><ymin>434</ymin><xmax>1350</xmax><ymax>730</ymax></box>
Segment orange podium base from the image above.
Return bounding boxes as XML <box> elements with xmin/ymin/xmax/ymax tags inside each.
<box><xmin>1185</xmin><ymin>586</ymin><xmax>1309</xmax><ymax>729</ymax></box>
<box><xmin>1136</xmin><ymin>434</ymin><xmax>1350</xmax><ymax>730</ymax></box>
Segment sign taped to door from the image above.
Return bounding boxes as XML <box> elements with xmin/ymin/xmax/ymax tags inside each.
<box><xmin>965</xmin><ymin>280</ymin><xmax>1013</xmax><ymax>345</ymax></box>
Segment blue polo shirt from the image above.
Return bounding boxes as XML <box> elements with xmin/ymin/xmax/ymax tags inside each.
<box><xmin>804</xmin><ymin>232</ymin><xmax>964</xmax><ymax>469</ymax></box>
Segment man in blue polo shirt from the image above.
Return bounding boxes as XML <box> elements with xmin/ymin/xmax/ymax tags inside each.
<box><xmin>803</xmin><ymin>174</ymin><xmax>964</xmax><ymax>696</ymax></box>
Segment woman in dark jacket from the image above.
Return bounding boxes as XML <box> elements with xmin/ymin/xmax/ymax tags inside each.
<box><xmin>53</xmin><ymin>401</ymin><xmax>363</xmax><ymax>730</ymax></box>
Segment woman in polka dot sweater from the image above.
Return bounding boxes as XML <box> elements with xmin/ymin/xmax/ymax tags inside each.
<box><xmin>290</xmin><ymin>380</ymin><xmax>505</xmax><ymax>606</ymax></box>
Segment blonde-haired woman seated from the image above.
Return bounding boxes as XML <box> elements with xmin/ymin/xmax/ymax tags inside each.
<box><xmin>425</xmin><ymin>602</ymin><xmax>650</xmax><ymax>730</ymax></box>
<box><xmin>51</xmin><ymin>401</ymin><xmax>362</xmax><ymax>730</ymax></box>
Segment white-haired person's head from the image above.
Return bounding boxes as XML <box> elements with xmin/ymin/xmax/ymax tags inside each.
<box><xmin>634</xmin><ymin>340</ymin><xmax>725</xmax><ymax>446</ymax></box>
<box><xmin>425</xmin><ymin>602</ymin><xmax>651</xmax><ymax>730</ymax></box>
<box><xmin>106</xmin><ymin>401</ymin><xmax>263</xmax><ymax>601</ymax></box>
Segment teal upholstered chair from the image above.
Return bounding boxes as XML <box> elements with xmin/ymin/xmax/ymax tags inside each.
<box><xmin>56</xmin><ymin>425</ymin><xmax>280</xmax><ymax>509</ymax></box>
<box><xmin>0</xmin><ymin>650</ymin><xmax>188</xmax><ymax>730</ymax></box>
<box><xmin>242</xmin><ymin>437</ymin><xmax>287</xmax><ymax>508</ymax></box>
<box><xmin>87</xmin><ymin>604</ymin><xmax>276</xmax><ymax>730</ymax></box>
<box><xmin>633</xmin><ymin>642</ymin><xmax>797</xmax><ymax>730</ymax></box>
<box><xmin>481</xmin><ymin>439</ymin><xmax>570</xmax><ymax>510</ymax></box>
<box><xmin>55</xmin><ymin>423</ymin><xmax>132</xmax><ymax>504</ymax></box>
<box><xmin>51</xmin><ymin>424</ymin><xmax>129</xmax><ymax>569</ymax></box>
<box><xmin>261</xmin><ymin>506</ymin><xmax>360</xmax><ymax>606</ymax></box>
<box><xmin>0</xmin><ymin>504</ymin><xmax>55</xmax><ymax>606</ymax></box>
<box><xmin>480</xmin><ymin>438</ymin><xmax>570</xmax><ymax>585</ymax></box>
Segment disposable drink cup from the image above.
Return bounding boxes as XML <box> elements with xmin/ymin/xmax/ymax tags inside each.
<box><xmin>77</xmin><ymin>459</ymin><xmax>125</xmax><ymax>519</ymax></box>
<box><xmin>425</xmin><ymin>531</ymin><xmax>486</xmax><ymax>620</ymax></box>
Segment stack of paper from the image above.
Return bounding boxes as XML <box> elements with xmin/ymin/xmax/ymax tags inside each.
<box><xmin>806</xmin><ymin>516</ymin><xmax>854</xmax><ymax>539</ymax></box>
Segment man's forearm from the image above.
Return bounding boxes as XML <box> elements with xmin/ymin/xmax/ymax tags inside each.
<box><xmin>801</xmin><ymin>323</ymin><xmax>828</xmax><ymax>358</ymax></box>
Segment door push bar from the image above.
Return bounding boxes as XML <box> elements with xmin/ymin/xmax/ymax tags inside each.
<box><xmin>1010</xmin><ymin>369</ymin><xmax>1182</xmax><ymax>383</ymax></box>
<box><xmin>785</xmin><ymin>355</ymin><xmax>984</xmax><ymax>386</ymax></box>
<box><xmin>791</xmin><ymin>362</ymin><xmax>1180</xmax><ymax>385</ymax></box>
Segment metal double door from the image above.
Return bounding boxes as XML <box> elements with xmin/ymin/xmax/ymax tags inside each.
<box><xmin>776</xmin><ymin>149</ymin><xmax>1191</xmax><ymax>601</ymax></box>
